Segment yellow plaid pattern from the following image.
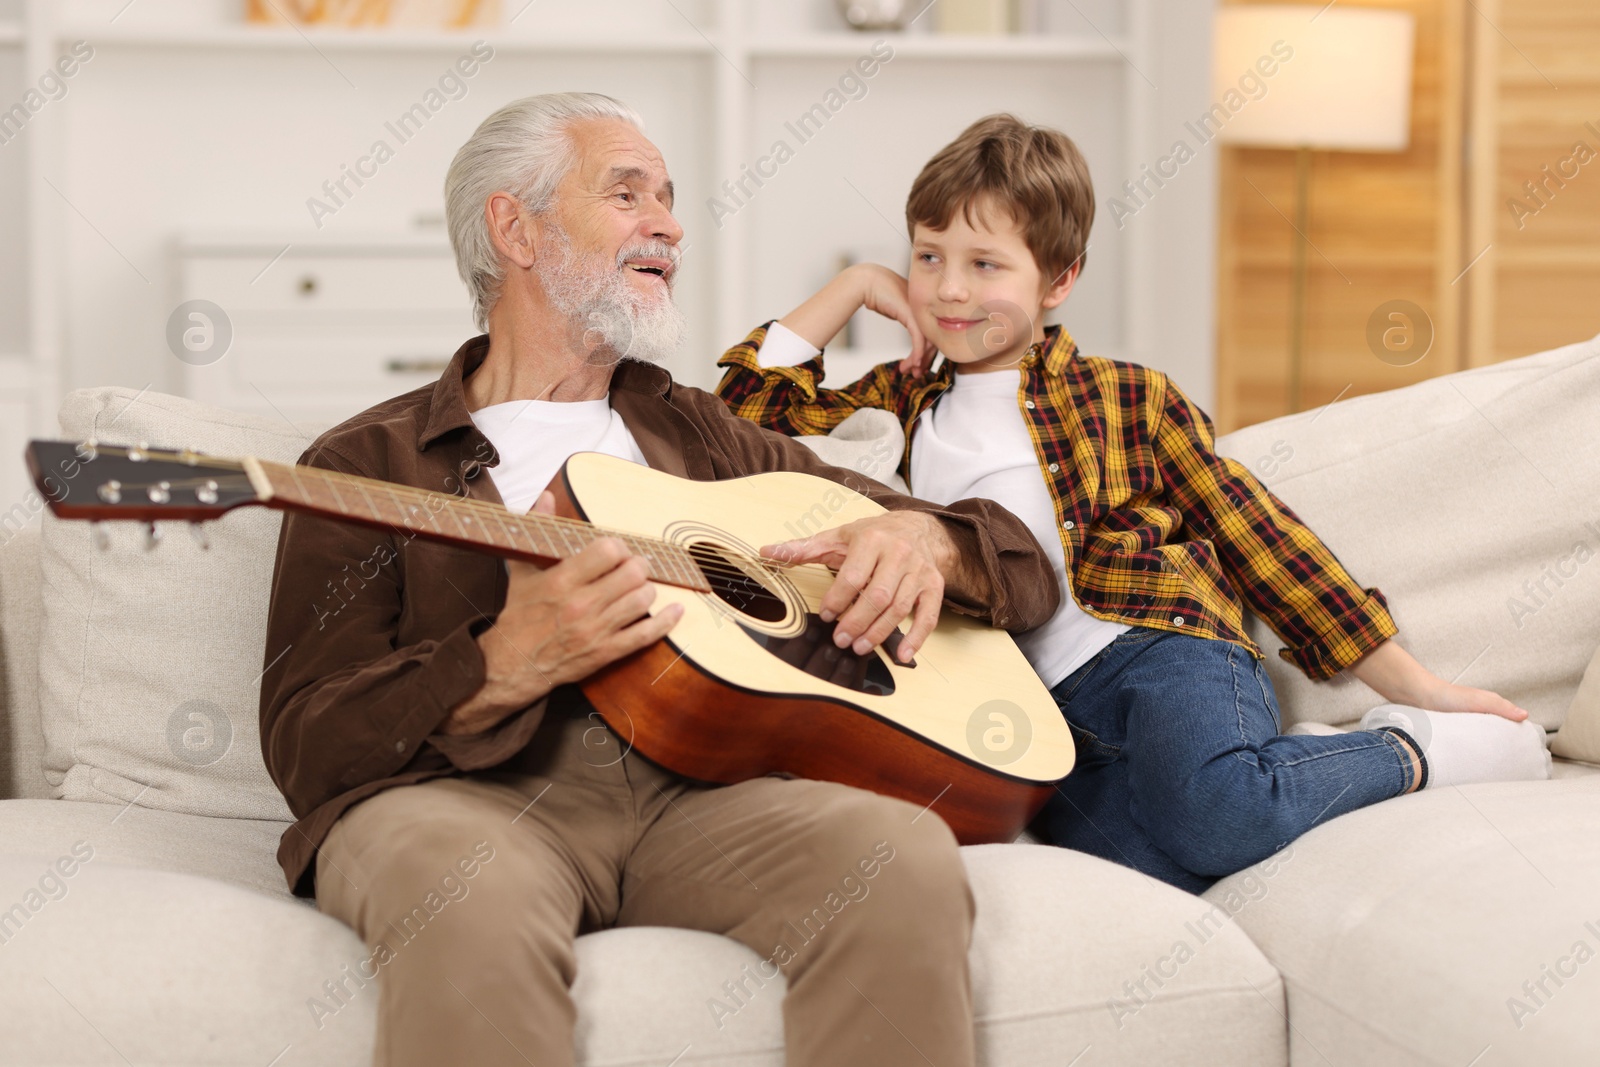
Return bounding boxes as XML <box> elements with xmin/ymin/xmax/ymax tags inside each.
<box><xmin>716</xmin><ymin>321</ymin><xmax>1398</xmax><ymax>681</ymax></box>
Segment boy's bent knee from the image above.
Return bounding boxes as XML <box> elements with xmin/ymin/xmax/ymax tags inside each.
<box><xmin>1149</xmin><ymin>800</ymin><xmax>1295</xmax><ymax>877</ymax></box>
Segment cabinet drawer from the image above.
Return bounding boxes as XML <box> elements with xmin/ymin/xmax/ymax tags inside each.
<box><xmin>180</xmin><ymin>252</ymin><xmax>471</xmax><ymax>315</ymax></box>
<box><xmin>214</xmin><ymin>332</ymin><xmax>467</xmax><ymax>391</ymax></box>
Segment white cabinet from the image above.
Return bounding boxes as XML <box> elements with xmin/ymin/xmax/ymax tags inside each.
<box><xmin>175</xmin><ymin>232</ymin><xmax>477</xmax><ymax>426</ymax></box>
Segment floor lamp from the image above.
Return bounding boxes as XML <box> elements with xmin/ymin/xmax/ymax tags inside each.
<box><xmin>1213</xmin><ymin>6</ymin><xmax>1415</xmax><ymax>413</ymax></box>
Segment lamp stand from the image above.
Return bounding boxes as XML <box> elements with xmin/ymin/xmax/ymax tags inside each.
<box><xmin>1287</xmin><ymin>145</ymin><xmax>1311</xmax><ymax>413</ymax></box>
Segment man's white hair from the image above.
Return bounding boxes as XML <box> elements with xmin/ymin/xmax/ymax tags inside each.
<box><xmin>444</xmin><ymin>92</ymin><xmax>646</xmax><ymax>332</ymax></box>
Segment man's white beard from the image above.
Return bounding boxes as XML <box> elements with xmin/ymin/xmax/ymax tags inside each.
<box><xmin>536</xmin><ymin>221</ymin><xmax>685</xmax><ymax>367</ymax></box>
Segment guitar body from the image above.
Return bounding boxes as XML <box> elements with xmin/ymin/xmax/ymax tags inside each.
<box><xmin>552</xmin><ymin>452</ymin><xmax>1075</xmax><ymax>844</ymax></box>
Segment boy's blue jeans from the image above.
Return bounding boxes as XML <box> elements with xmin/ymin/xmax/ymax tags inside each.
<box><xmin>1038</xmin><ymin>625</ymin><xmax>1420</xmax><ymax>895</ymax></box>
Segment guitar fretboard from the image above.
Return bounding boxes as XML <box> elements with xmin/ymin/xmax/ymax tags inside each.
<box><xmin>249</xmin><ymin>458</ymin><xmax>712</xmax><ymax>592</ymax></box>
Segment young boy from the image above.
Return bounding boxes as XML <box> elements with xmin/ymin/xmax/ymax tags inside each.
<box><xmin>714</xmin><ymin>113</ymin><xmax>1552</xmax><ymax>893</ymax></box>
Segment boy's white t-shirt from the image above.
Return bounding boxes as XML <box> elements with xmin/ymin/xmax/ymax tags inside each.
<box><xmin>469</xmin><ymin>396</ymin><xmax>647</xmax><ymax>515</ymax></box>
<box><xmin>758</xmin><ymin>322</ymin><xmax>1128</xmax><ymax>688</ymax></box>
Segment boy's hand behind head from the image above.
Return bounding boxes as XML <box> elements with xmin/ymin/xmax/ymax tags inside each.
<box><xmin>772</xmin><ymin>261</ymin><xmax>934</xmax><ymax>371</ymax></box>
<box><xmin>851</xmin><ymin>263</ymin><xmax>937</xmax><ymax>376</ymax></box>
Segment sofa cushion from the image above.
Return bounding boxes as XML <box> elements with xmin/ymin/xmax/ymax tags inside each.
<box><xmin>0</xmin><ymin>797</ymin><xmax>292</xmax><ymax>901</ymax></box>
<box><xmin>959</xmin><ymin>844</ymin><xmax>1286</xmax><ymax>1065</ymax></box>
<box><xmin>1204</xmin><ymin>776</ymin><xmax>1600</xmax><ymax>1066</ymax></box>
<box><xmin>578</xmin><ymin>844</ymin><xmax>1289</xmax><ymax>1065</ymax></box>
<box><xmin>0</xmin><ymin>833</ymin><xmax>1287</xmax><ymax>1067</ymax></box>
<box><xmin>0</xmin><ymin>857</ymin><xmax>373</xmax><ymax>1067</ymax></box>
<box><xmin>38</xmin><ymin>387</ymin><xmax>331</xmax><ymax>821</ymax></box>
<box><xmin>579</xmin><ymin>844</ymin><xmax>1288</xmax><ymax>1065</ymax></box>
<box><xmin>1214</xmin><ymin>333</ymin><xmax>1600</xmax><ymax>730</ymax></box>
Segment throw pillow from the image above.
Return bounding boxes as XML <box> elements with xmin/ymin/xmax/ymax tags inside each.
<box><xmin>38</xmin><ymin>387</ymin><xmax>329</xmax><ymax>821</ymax></box>
<box><xmin>789</xmin><ymin>407</ymin><xmax>909</xmax><ymax>495</ymax></box>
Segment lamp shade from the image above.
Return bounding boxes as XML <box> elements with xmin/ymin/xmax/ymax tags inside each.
<box><xmin>1212</xmin><ymin>5</ymin><xmax>1415</xmax><ymax>151</ymax></box>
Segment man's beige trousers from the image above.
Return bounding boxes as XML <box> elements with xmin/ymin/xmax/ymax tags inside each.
<box><xmin>315</xmin><ymin>699</ymin><xmax>977</xmax><ymax>1066</ymax></box>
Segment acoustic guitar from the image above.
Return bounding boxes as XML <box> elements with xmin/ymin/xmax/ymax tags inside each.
<box><xmin>26</xmin><ymin>439</ymin><xmax>1074</xmax><ymax>843</ymax></box>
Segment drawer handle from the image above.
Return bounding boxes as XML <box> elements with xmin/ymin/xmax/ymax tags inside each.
<box><xmin>385</xmin><ymin>357</ymin><xmax>451</xmax><ymax>374</ymax></box>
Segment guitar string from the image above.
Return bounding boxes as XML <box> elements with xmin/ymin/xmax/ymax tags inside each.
<box><xmin>94</xmin><ymin>447</ymin><xmax>765</xmax><ymax>587</ymax></box>
<box><xmin>284</xmin><ymin>459</ymin><xmax>839</xmax><ymax>589</ymax></box>
<box><xmin>71</xmin><ymin>440</ymin><xmax>780</xmax><ymax>578</ymax></box>
<box><xmin>72</xmin><ymin>445</ymin><xmax>842</xmax><ymax>595</ymax></box>
<box><xmin>273</xmin><ymin>464</ymin><xmax>845</xmax><ymax>613</ymax></box>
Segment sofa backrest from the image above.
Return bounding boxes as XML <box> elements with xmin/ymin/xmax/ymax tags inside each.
<box><xmin>1215</xmin><ymin>332</ymin><xmax>1600</xmax><ymax>730</ymax></box>
<box><xmin>0</xmin><ymin>518</ymin><xmax>50</xmax><ymax>801</ymax></box>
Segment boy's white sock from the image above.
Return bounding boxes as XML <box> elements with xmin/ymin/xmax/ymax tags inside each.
<box><xmin>1358</xmin><ymin>704</ymin><xmax>1552</xmax><ymax>788</ymax></box>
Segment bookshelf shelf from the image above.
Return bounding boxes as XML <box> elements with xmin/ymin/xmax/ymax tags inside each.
<box><xmin>54</xmin><ymin>22</ymin><xmax>715</xmax><ymax>53</ymax></box>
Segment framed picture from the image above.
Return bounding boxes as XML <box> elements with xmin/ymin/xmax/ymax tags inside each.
<box><xmin>245</xmin><ymin>0</ymin><xmax>501</xmax><ymax>28</ymax></box>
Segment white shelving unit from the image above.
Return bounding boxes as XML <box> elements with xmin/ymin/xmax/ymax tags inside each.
<box><xmin>2</xmin><ymin>0</ymin><xmax>1216</xmax><ymax>453</ymax></box>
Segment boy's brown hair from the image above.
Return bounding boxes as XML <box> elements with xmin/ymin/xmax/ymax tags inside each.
<box><xmin>906</xmin><ymin>113</ymin><xmax>1095</xmax><ymax>283</ymax></box>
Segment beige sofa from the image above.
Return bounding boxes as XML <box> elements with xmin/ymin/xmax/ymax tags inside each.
<box><xmin>2</xmin><ymin>333</ymin><xmax>1598</xmax><ymax>1066</ymax></box>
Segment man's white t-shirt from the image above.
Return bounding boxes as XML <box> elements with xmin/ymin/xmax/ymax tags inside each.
<box><xmin>759</xmin><ymin>321</ymin><xmax>1127</xmax><ymax>688</ymax></box>
<box><xmin>469</xmin><ymin>396</ymin><xmax>647</xmax><ymax>515</ymax></box>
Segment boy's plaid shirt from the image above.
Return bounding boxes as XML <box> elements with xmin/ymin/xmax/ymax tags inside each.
<box><xmin>716</xmin><ymin>321</ymin><xmax>1397</xmax><ymax>681</ymax></box>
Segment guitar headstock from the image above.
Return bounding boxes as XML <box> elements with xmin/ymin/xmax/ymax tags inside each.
<box><xmin>26</xmin><ymin>440</ymin><xmax>259</xmax><ymax>523</ymax></box>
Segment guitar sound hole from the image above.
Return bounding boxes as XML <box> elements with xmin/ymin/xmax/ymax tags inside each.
<box><xmin>687</xmin><ymin>541</ymin><xmax>788</xmax><ymax>623</ymax></box>
<box><xmin>686</xmin><ymin>539</ymin><xmax>897</xmax><ymax>696</ymax></box>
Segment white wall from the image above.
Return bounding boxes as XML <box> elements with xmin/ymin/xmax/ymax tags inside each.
<box><xmin>1139</xmin><ymin>0</ymin><xmax>1222</xmax><ymax>410</ymax></box>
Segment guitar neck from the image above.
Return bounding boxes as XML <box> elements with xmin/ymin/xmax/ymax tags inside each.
<box><xmin>241</xmin><ymin>456</ymin><xmax>712</xmax><ymax>593</ymax></box>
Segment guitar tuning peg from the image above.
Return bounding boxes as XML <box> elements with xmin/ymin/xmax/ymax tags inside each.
<box><xmin>143</xmin><ymin>522</ymin><xmax>161</xmax><ymax>550</ymax></box>
<box><xmin>90</xmin><ymin>522</ymin><xmax>110</xmax><ymax>552</ymax></box>
<box><xmin>188</xmin><ymin>522</ymin><xmax>210</xmax><ymax>551</ymax></box>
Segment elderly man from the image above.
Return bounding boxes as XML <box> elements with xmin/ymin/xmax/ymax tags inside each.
<box><xmin>260</xmin><ymin>92</ymin><xmax>1056</xmax><ymax>1067</ymax></box>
